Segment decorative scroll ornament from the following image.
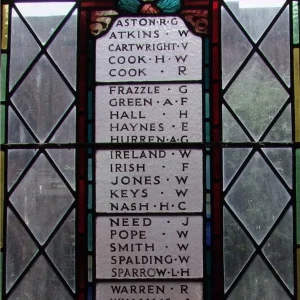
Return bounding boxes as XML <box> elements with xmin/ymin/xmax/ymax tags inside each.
<box><xmin>181</xmin><ymin>9</ymin><xmax>208</xmax><ymax>34</ymax></box>
<box><xmin>90</xmin><ymin>10</ymin><xmax>118</xmax><ymax>36</ymax></box>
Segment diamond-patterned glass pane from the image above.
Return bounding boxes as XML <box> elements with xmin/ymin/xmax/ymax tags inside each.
<box><xmin>224</xmin><ymin>208</ymin><xmax>255</xmax><ymax>291</ymax></box>
<box><xmin>47</xmin><ymin>108</ymin><xmax>76</xmax><ymax>189</ymax></box>
<box><xmin>8</xmin><ymin>108</ymin><xmax>35</xmax><ymax>143</ymax></box>
<box><xmin>48</xmin><ymin>12</ymin><xmax>77</xmax><ymax>88</ymax></box>
<box><xmin>264</xmin><ymin>105</ymin><xmax>292</xmax><ymax>142</ymax></box>
<box><xmin>50</xmin><ymin>107</ymin><xmax>76</xmax><ymax>143</ymax></box>
<box><xmin>47</xmin><ymin>149</ymin><xmax>75</xmax><ymax>189</ymax></box>
<box><xmin>222</xmin><ymin>105</ymin><xmax>250</xmax><ymax>142</ymax></box>
<box><xmin>8</xmin><ymin>256</ymin><xmax>73</xmax><ymax>300</ymax></box>
<box><xmin>10</xmin><ymin>154</ymin><xmax>74</xmax><ymax>245</ymax></box>
<box><xmin>6</xmin><ymin>208</ymin><xmax>38</xmax><ymax>292</ymax></box>
<box><xmin>263</xmin><ymin>207</ymin><xmax>294</xmax><ymax>293</ymax></box>
<box><xmin>9</xmin><ymin>10</ymin><xmax>40</xmax><ymax>90</ymax></box>
<box><xmin>221</xmin><ymin>7</ymin><xmax>252</xmax><ymax>88</ymax></box>
<box><xmin>7</xmin><ymin>149</ymin><xmax>36</xmax><ymax>190</ymax></box>
<box><xmin>225</xmin><ymin>0</ymin><xmax>284</xmax><ymax>43</ymax></box>
<box><xmin>228</xmin><ymin>256</ymin><xmax>290</xmax><ymax>300</ymax></box>
<box><xmin>224</xmin><ymin>53</ymin><xmax>289</xmax><ymax>140</ymax></box>
<box><xmin>11</xmin><ymin>55</ymin><xmax>74</xmax><ymax>142</ymax></box>
<box><xmin>260</xmin><ymin>7</ymin><xmax>290</xmax><ymax>86</ymax></box>
<box><xmin>263</xmin><ymin>148</ymin><xmax>292</xmax><ymax>188</ymax></box>
<box><xmin>223</xmin><ymin>148</ymin><xmax>252</xmax><ymax>189</ymax></box>
<box><xmin>225</xmin><ymin>152</ymin><xmax>290</xmax><ymax>244</ymax></box>
<box><xmin>46</xmin><ymin>210</ymin><xmax>75</xmax><ymax>291</ymax></box>
<box><xmin>16</xmin><ymin>2</ymin><xmax>75</xmax><ymax>45</ymax></box>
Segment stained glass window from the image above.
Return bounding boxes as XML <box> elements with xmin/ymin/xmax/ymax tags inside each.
<box><xmin>0</xmin><ymin>0</ymin><xmax>299</xmax><ymax>300</ymax></box>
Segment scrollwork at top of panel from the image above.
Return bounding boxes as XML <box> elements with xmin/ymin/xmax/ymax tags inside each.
<box><xmin>90</xmin><ymin>0</ymin><xmax>208</xmax><ymax>37</ymax></box>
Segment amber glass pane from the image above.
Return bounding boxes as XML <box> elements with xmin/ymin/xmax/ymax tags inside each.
<box><xmin>1</xmin><ymin>5</ymin><xmax>9</xmax><ymax>50</ymax></box>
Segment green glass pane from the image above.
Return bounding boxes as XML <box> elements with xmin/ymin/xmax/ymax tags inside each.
<box><xmin>206</xmin><ymin>154</ymin><xmax>211</xmax><ymax>190</ymax></box>
<box><xmin>205</xmin><ymin>93</ymin><xmax>210</xmax><ymax>118</ymax></box>
<box><xmin>293</xmin><ymin>2</ymin><xmax>299</xmax><ymax>44</ymax></box>
<box><xmin>88</xmin><ymin>158</ymin><xmax>93</xmax><ymax>181</ymax></box>
<box><xmin>1</xmin><ymin>54</ymin><xmax>7</xmax><ymax>102</ymax></box>
<box><xmin>0</xmin><ymin>105</ymin><xmax>5</xmax><ymax>144</ymax></box>
<box><xmin>88</xmin><ymin>184</ymin><xmax>93</xmax><ymax>210</ymax></box>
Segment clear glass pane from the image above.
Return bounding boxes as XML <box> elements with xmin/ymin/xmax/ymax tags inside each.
<box><xmin>264</xmin><ymin>105</ymin><xmax>291</xmax><ymax>142</ymax></box>
<box><xmin>50</xmin><ymin>107</ymin><xmax>76</xmax><ymax>143</ymax></box>
<box><xmin>11</xmin><ymin>55</ymin><xmax>74</xmax><ymax>142</ymax></box>
<box><xmin>48</xmin><ymin>12</ymin><xmax>77</xmax><ymax>88</ymax></box>
<box><xmin>46</xmin><ymin>210</ymin><xmax>75</xmax><ymax>291</ymax></box>
<box><xmin>221</xmin><ymin>7</ymin><xmax>252</xmax><ymax>87</ymax></box>
<box><xmin>16</xmin><ymin>2</ymin><xmax>75</xmax><ymax>45</ymax></box>
<box><xmin>9</xmin><ymin>9</ymin><xmax>40</xmax><ymax>90</ymax></box>
<box><xmin>10</xmin><ymin>154</ymin><xmax>74</xmax><ymax>245</ymax></box>
<box><xmin>223</xmin><ymin>148</ymin><xmax>252</xmax><ymax>189</ymax></box>
<box><xmin>8</xmin><ymin>108</ymin><xmax>35</xmax><ymax>143</ymax></box>
<box><xmin>224</xmin><ymin>53</ymin><xmax>289</xmax><ymax>140</ymax></box>
<box><xmin>228</xmin><ymin>256</ymin><xmax>290</xmax><ymax>300</ymax></box>
<box><xmin>47</xmin><ymin>149</ymin><xmax>75</xmax><ymax>190</ymax></box>
<box><xmin>222</xmin><ymin>105</ymin><xmax>250</xmax><ymax>142</ymax></box>
<box><xmin>293</xmin><ymin>2</ymin><xmax>299</xmax><ymax>44</ymax></box>
<box><xmin>6</xmin><ymin>208</ymin><xmax>38</xmax><ymax>292</ymax></box>
<box><xmin>263</xmin><ymin>148</ymin><xmax>292</xmax><ymax>188</ymax></box>
<box><xmin>260</xmin><ymin>7</ymin><xmax>290</xmax><ymax>86</ymax></box>
<box><xmin>224</xmin><ymin>208</ymin><xmax>255</xmax><ymax>291</ymax></box>
<box><xmin>8</xmin><ymin>255</ymin><xmax>73</xmax><ymax>300</ymax></box>
<box><xmin>263</xmin><ymin>207</ymin><xmax>294</xmax><ymax>293</ymax></box>
<box><xmin>225</xmin><ymin>152</ymin><xmax>290</xmax><ymax>244</ymax></box>
<box><xmin>7</xmin><ymin>149</ymin><xmax>36</xmax><ymax>190</ymax></box>
<box><xmin>225</xmin><ymin>0</ymin><xmax>284</xmax><ymax>43</ymax></box>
